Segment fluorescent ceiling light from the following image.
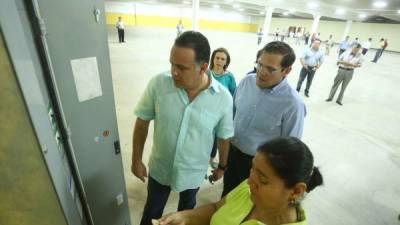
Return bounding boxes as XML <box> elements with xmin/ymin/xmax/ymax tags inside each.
<box><xmin>359</xmin><ymin>14</ymin><xmax>367</xmax><ymax>19</ymax></box>
<box><xmin>307</xmin><ymin>2</ymin><xmax>319</xmax><ymax>9</ymax></box>
<box><xmin>213</xmin><ymin>4</ymin><xmax>220</xmax><ymax>9</ymax></box>
<box><xmin>233</xmin><ymin>4</ymin><xmax>240</xmax><ymax>9</ymax></box>
<box><xmin>283</xmin><ymin>12</ymin><xmax>289</xmax><ymax>16</ymax></box>
<box><xmin>289</xmin><ymin>8</ymin><xmax>296</xmax><ymax>13</ymax></box>
<box><xmin>259</xmin><ymin>11</ymin><xmax>265</xmax><ymax>15</ymax></box>
<box><xmin>182</xmin><ymin>1</ymin><xmax>190</xmax><ymax>4</ymax></box>
<box><xmin>373</xmin><ymin>1</ymin><xmax>387</xmax><ymax>8</ymax></box>
<box><xmin>238</xmin><ymin>8</ymin><xmax>245</xmax><ymax>11</ymax></box>
<box><xmin>397</xmin><ymin>9</ymin><xmax>400</xmax><ymax>14</ymax></box>
<box><xmin>335</xmin><ymin>8</ymin><xmax>345</xmax><ymax>15</ymax></box>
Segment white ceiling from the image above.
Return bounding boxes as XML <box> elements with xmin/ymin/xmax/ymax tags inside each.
<box><xmin>114</xmin><ymin>0</ymin><xmax>400</xmax><ymax>23</ymax></box>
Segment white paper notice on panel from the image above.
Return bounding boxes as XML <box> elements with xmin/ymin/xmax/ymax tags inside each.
<box><xmin>70</xmin><ymin>57</ymin><xmax>103</xmax><ymax>102</ymax></box>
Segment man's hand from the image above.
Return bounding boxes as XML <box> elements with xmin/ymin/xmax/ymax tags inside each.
<box><xmin>131</xmin><ymin>160</ymin><xmax>148</xmax><ymax>182</ymax></box>
<box><xmin>131</xmin><ymin>118</ymin><xmax>150</xmax><ymax>182</ymax></box>
<box><xmin>209</xmin><ymin>168</ymin><xmax>224</xmax><ymax>182</ymax></box>
<box><xmin>302</xmin><ymin>64</ymin><xmax>308</xmax><ymax>70</ymax></box>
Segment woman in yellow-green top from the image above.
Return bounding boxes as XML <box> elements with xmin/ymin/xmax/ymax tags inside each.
<box><xmin>157</xmin><ymin>137</ymin><xmax>323</xmax><ymax>225</ymax></box>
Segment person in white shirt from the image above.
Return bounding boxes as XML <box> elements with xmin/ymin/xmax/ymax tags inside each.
<box><xmin>257</xmin><ymin>28</ymin><xmax>264</xmax><ymax>45</ymax></box>
<box><xmin>176</xmin><ymin>20</ymin><xmax>184</xmax><ymax>37</ymax></box>
<box><xmin>295</xmin><ymin>32</ymin><xmax>302</xmax><ymax>45</ymax></box>
<box><xmin>361</xmin><ymin>38</ymin><xmax>372</xmax><ymax>55</ymax></box>
<box><xmin>325</xmin><ymin>34</ymin><xmax>334</xmax><ymax>55</ymax></box>
<box><xmin>326</xmin><ymin>44</ymin><xmax>363</xmax><ymax>105</ymax></box>
<box><xmin>116</xmin><ymin>17</ymin><xmax>125</xmax><ymax>43</ymax></box>
<box><xmin>280</xmin><ymin>29</ymin><xmax>286</xmax><ymax>42</ymax></box>
<box><xmin>274</xmin><ymin>28</ymin><xmax>280</xmax><ymax>41</ymax></box>
<box><xmin>350</xmin><ymin>37</ymin><xmax>359</xmax><ymax>48</ymax></box>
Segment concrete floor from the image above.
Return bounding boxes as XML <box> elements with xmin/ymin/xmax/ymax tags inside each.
<box><xmin>108</xmin><ymin>27</ymin><xmax>400</xmax><ymax>225</ymax></box>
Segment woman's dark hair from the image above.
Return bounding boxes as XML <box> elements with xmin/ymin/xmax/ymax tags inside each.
<box><xmin>174</xmin><ymin>30</ymin><xmax>210</xmax><ymax>65</ymax></box>
<box><xmin>260</xmin><ymin>41</ymin><xmax>296</xmax><ymax>69</ymax></box>
<box><xmin>257</xmin><ymin>137</ymin><xmax>323</xmax><ymax>193</ymax></box>
<box><xmin>210</xmin><ymin>47</ymin><xmax>231</xmax><ymax>71</ymax></box>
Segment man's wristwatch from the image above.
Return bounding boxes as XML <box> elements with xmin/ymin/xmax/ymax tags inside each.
<box><xmin>217</xmin><ymin>163</ymin><xmax>228</xmax><ymax>171</ymax></box>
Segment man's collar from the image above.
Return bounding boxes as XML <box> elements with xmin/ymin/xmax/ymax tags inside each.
<box><xmin>262</xmin><ymin>78</ymin><xmax>288</xmax><ymax>94</ymax></box>
<box><xmin>207</xmin><ymin>73</ymin><xmax>220</xmax><ymax>93</ymax></box>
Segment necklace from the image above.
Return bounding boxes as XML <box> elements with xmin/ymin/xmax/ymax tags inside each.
<box><xmin>211</xmin><ymin>69</ymin><xmax>225</xmax><ymax>77</ymax></box>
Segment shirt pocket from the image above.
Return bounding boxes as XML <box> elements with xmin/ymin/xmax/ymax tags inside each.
<box><xmin>200</xmin><ymin>110</ymin><xmax>219</xmax><ymax>134</ymax></box>
<box><xmin>251</xmin><ymin>111</ymin><xmax>282</xmax><ymax>133</ymax></box>
<box><xmin>156</xmin><ymin>94</ymin><xmax>182</xmax><ymax>126</ymax></box>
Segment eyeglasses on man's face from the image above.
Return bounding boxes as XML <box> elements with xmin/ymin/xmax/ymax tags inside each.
<box><xmin>255</xmin><ymin>62</ymin><xmax>281</xmax><ymax>75</ymax></box>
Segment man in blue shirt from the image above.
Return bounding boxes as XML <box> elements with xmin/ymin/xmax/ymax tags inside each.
<box><xmin>246</xmin><ymin>49</ymin><xmax>263</xmax><ymax>75</ymax></box>
<box><xmin>296</xmin><ymin>39</ymin><xmax>325</xmax><ymax>97</ymax></box>
<box><xmin>339</xmin><ymin>36</ymin><xmax>350</xmax><ymax>57</ymax></box>
<box><xmin>222</xmin><ymin>41</ymin><xmax>306</xmax><ymax>197</ymax></box>
<box><xmin>132</xmin><ymin>31</ymin><xmax>234</xmax><ymax>225</ymax></box>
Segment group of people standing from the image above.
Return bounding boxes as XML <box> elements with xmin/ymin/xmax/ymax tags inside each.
<box><xmin>296</xmin><ymin>34</ymin><xmax>390</xmax><ymax>105</ymax></box>
<box><xmin>112</xmin><ymin>17</ymin><xmax>391</xmax><ymax>223</ymax></box>
<box><xmin>273</xmin><ymin>28</ymin><xmax>308</xmax><ymax>45</ymax></box>
<box><xmin>295</xmin><ymin>37</ymin><xmax>363</xmax><ymax>105</ymax></box>
<box><xmin>131</xmin><ymin>31</ymin><xmax>324</xmax><ymax>225</ymax></box>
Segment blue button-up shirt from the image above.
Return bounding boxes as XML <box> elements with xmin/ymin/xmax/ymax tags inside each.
<box><xmin>231</xmin><ymin>74</ymin><xmax>306</xmax><ymax>156</ymax></box>
<box><xmin>134</xmin><ymin>72</ymin><xmax>234</xmax><ymax>192</ymax></box>
<box><xmin>300</xmin><ymin>48</ymin><xmax>324</xmax><ymax>67</ymax></box>
<box><xmin>339</xmin><ymin>40</ymin><xmax>349</xmax><ymax>50</ymax></box>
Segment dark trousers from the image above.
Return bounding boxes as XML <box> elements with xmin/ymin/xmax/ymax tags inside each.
<box><xmin>118</xmin><ymin>28</ymin><xmax>125</xmax><ymax>43</ymax></box>
<box><xmin>140</xmin><ymin>176</ymin><xmax>199</xmax><ymax>225</ymax></box>
<box><xmin>372</xmin><ymin>48</ymin><xmax>383</xmax><ymax>62</ymax></box>
<box><xmin>296</xmin><ymin>67</ymin><xmax>316</xmax><ymax>94</ymax></box>
<box><xmin>362</xmin><ymin>48</ymin><xmax>368</xmax><ymax>55</ymax></box>
<box><xmin>257</xmin><ymin>37</ymin><xmax>262</xmax><ymax>45</ymax></box>
<box><xmin>221</xmin><ymin>144</ymin><xmax>253</xmax><ymax>198</ymax></box>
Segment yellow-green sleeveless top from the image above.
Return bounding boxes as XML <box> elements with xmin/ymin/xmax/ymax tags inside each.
<box><xmin>210</xmin><ymin>180</ymin><xmax>307</xmax><ymax>225</ymax></box>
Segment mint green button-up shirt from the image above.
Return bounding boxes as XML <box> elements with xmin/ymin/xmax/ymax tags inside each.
<box><xmin>134</xmin><ymin>72</ymin><xmax>234</xmax><ymax>192</ymax></box>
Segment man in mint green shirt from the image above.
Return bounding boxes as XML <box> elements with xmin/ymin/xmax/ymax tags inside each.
<box><xmin>131</xmin><ymin>31</ymin><xmax>234</xmax><ymax>225</ymax></box>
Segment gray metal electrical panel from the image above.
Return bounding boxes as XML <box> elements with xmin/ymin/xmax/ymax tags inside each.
<box><xmin>0</xmin><ymin>1</ymin><xmax>131</xmax><ymax>225</ymax></box>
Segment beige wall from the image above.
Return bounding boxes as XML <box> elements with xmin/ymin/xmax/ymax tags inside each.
<box><xmin>349</xmin><ymin>22</ymin><xmax>398</xmax><ymax>51</ymax></box>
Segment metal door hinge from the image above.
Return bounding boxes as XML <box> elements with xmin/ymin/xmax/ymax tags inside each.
<box><xmin>114</xmin><ymin>140</ymin><xmax>121</xmax><ymax>155</ymax></box>
<box><xmin>38</xmin><ymin>18</ymin><xmax>47</xmax><ymax>36</ymax></box>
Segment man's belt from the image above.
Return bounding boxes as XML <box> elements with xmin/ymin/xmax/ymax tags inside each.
<box><xmin>305</xmin><ymin>66</ymin><xmax>316</xmax><ymax>70</ymax></box>
<box><xmin>339</xmin><ymin>67</ymin><xmax>354</xmax><ymax>71</ymax></box>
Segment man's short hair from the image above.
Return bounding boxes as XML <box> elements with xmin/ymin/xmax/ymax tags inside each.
<box><xmin>260</xmin><ymin>41</ymin><xmax>296</xmax><ymax>69</ymax></box>
<box><xmin>174</xmin><ymin>31</ymin><xmax>210</xmax><ymax>65</ymax></box>
<box><xmin>354</xmin><ymin>43</ymin><xmax>362</xmax><ymax>49</ymax></box>
<box><xmin>255</xmin><ymin>49</ymin><xmax>263</xmax><ymax>63</ymax></box>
